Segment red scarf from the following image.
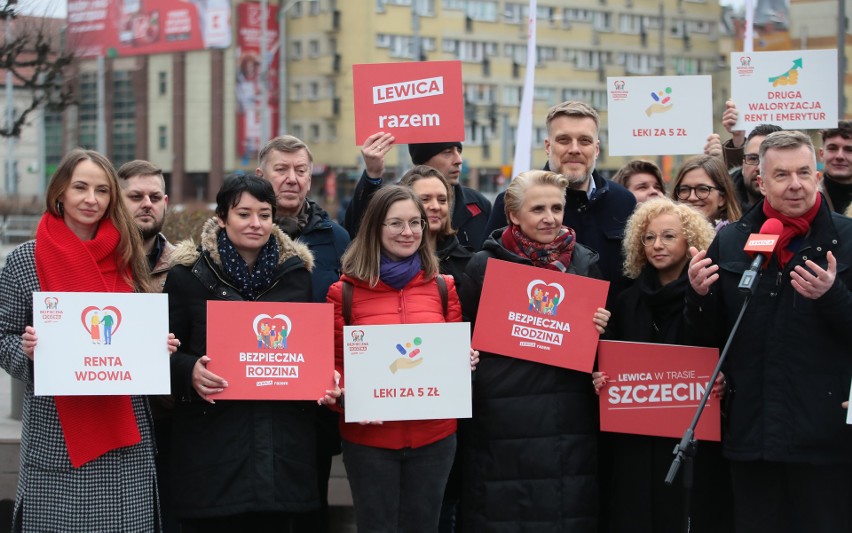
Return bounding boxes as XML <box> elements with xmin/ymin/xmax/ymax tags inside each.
<box><xmin>501</xmin><ymin>223</ymin><xmax>576</xmax><ymax>271</ymax></box>
<box><xmin>762</xmin><ymin>194</ymin><xmax>821</xmax><ymax>268</ymax></box>
<box><xmin>35</xmin><ymin>213</ymin><xmax>141</xmax><ymax>468</ymax></box>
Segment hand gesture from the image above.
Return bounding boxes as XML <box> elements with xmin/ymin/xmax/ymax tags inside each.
<box><xmin>688</xmin><ymin>247</ymin><xmax>719</xmax><ymax>296</ymax></box>
<box><xmin>361</xmin><ymin>131</ymin><xmax>395</xmax><ymax>179</ymax></box>
<box><xmin>192</xmin><ymin>355</ymin><xmax>228</xmax><ymax>404</ymax></box>
<box><xmin>791</xmin><ymin>251</ymin><xmax>837</xmax><ymax>300</ymax></box>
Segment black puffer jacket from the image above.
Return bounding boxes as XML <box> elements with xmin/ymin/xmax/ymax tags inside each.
<box><xmin>685</xmin><ymin>198</ymin><xmax>852</xmax><ymax>464</ymax></box>
<box><xmin>436</xmin><ymin>233</ymin><xmax>473</xmax><ymax>289</ymax></box>
<box><xmin>164</xmin><ymin>219</ymin><xmax>321</xmax><ymax>518</ymax></box>
<box><xmin>459</xmin><ymin>229</ymin><xmax>602</xmax><ymax>532</ymax></box>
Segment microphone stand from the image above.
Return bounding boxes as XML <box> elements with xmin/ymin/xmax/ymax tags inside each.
<box><xmin>665</xmin><ymin>263</ymin><xmax>763</xmax><ymax>532</ymax></box>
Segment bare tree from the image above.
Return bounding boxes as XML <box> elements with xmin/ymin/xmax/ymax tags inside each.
<box><xmin>0</xmin><ymin>1</ymin><xmax>74</xmax><ymax>138</ymax></box>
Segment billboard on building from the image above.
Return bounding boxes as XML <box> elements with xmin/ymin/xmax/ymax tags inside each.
<box><xmin>236</xmin><ymin>2</ymin><xmax>279</xmax><ymax>163</ymax></box>
<box><xmin>67</xmin><ymin>0</ymin><xmax>232</xmax><ymax>59</ymax></box>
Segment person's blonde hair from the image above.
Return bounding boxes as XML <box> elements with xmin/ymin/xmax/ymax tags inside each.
<box><xmin>45</xmin><ymin>149</ymin><xmax>152</xmax><ymax>292</ymax></box>
<box><xmin>341</xmin><ymin>185</ymin><xmax>439</xmax><ymax>286</ymax></box>
<box><xmin>504</xmin><ymin>170</ymin><xmax>568</xmax><ymax>221</ymax></box>
<box><xmin>545</xmin><ymin>100</ymin><xmax>600</xmax><ymax>135</ymax></box>
<box><xmin>398</xmin><ymin>165</ymin><xmax>455</xmax><ymax>239</ymax></box>
<box><xmin>670</xmin><ymin>155</ymin><xmax>742</xmax><ymax>223</ymax></box>
<box><xmin>622</xmin><ymin>197</ymin><xmax>716</xmax><ymax>279</ymax></box>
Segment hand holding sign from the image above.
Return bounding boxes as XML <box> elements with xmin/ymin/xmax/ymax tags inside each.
<box><xmin>362</xmin><ymin>131</ymin><xmax>395</xmax><ymax>179</ymax></box>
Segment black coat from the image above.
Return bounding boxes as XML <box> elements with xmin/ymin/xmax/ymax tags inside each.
<box><xmin>436</xmin><ymin>233</ymin><xmax>473</xmax><ymax>289</ymax></box>
<box><xmin>601</xmin><ymin>266</ymin><xmax>732</xmax><ymax>533</ymax></box>
<box><xmin>163</xmin><ymin>220</ymin><xmax>321</xmax><ymax>519</ymax></box>
<box><xmin>685</xmin><ymin>197</ymin><xmax>852</xmax><ymax>464</ymax></box>
<box><xmin>459</xmin><ymin>230</ymin><xmax>602</xmax><ymax>532</ymax></box>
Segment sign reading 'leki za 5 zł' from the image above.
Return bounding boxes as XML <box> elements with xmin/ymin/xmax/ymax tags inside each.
<box><xmin>352</xmin><ymin>60</ymin><xmax>465</xmax><ymax>145</ymax></box>
<box><xmin>597</xmin><ymin>340</ymin><xmax>721</xmax><ymax>441</ymax></box>
<box><xmin>206</xmin><ymin>301</ymin><xmax>335</xmax><ymax>400</ymax></box>
<box><xmin>471</xmin><ymin>259</ymin><xmax>609</xmax><ymax>373</ymax></box>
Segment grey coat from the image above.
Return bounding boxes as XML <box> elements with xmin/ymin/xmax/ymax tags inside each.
<box><xmin>0</xmin><ymin>241</ymin><xmax>158</xmax><ymax>532</ymax></box>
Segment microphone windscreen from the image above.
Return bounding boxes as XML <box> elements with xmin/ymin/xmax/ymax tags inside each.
<box><xmin>760</xmin><ymin>218</ymin><xmax>784</xmax><ymax>237</ymax></box>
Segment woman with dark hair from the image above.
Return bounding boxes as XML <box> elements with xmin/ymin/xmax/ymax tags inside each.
<box><xmin>670</xmin><ymin>155</ymin><xmax>743</xmax><ymax>231</ymax></box>
<box><xmin>0</xmin><ymin>148</ymin><xmax>179</xmax><ymax>531</ymax></box>
<box><xmin>164</xmin><ymin>175</ymin><xmax>338</xmax><ymax>532</ymax></box>
<box><xmin>326</xmin><ymin>185</ymin><xmax>477</xmax><ymax>532</ymax></box>
<box><xmin>459</xmin><ymin>170</ymin><xmax>610</xmax><ymax>532</ymax></box>
<box><xmin>593</xmin><ymin>198</ymin><xmax>730</xmax><ymax>532</ymax></box>
<box><xmin>612</xmin><ymin>159</ymin><xmax>666</xmax><ymax>204</ymax></box>
<box><xmin>398</xmin><ymin>165</ymin><xmax>473</xmax><ymax>288</ymax></box>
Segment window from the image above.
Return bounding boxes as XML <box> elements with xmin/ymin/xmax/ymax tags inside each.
<box><xmin>292</xmin><ymin>83</ymin><xmax>302</xmax><ymax>101</ymax></box>
<box><xmin>621</xmin><ymin>53</ymin><xmax>661</xmax><ymax>75</ymax></box>
<box><xmin>564</xmin><ymin>8</ymin><xmax>595</xmax><ymax>25</ymax></box>
<box><xmin>562</xmin><ymin>88</ymin><xmax>608</xmax><ymax>111</ymax></box>
<box><xmin>292</xmin><ymin>124</ymin><xmax>303</xmax><ymax>138</ymax></box>
<box><xmin>308</xmin><ymin>81</ymin><xmax>320</xmax><ymax>100</ymax></box>
<box><xmin>566</xmin><ymin>49</ymin><xmax>610</xmax><ymax>71</ymax></box>
<box><xmin>309</xmin><ymin>0</ymin><xmax>320</xmax><ymax>15</ymax></box>
<box><xmin>111</xmin><ymin>70</ymin><xmax>136</xmax><ymax>165</ymax></box>
<box><xmin>593</xmin><ymin>11</ymin><xmax>612</xmax><ymax>31</ymax></box>
<box><xmin>44</xmin><ymin>107</ymin><xmax>63</xmax><ymax>171</ymax></box>
<box><xmin>158</xmin><ymin>71</ymin><xmax>167</xmax><ymax>95</ymax></box>
<box><xmin>671</xmin><ymin>57</ymin><xmax>698</xmax><ymax>75</ymax></box>
<box><xmin>465</xmin><ymin>1</ymin><xmax>498</xmax><ymax>21</ymax></box>
<box><xmin>327</xmin><ymin>122</ymin><xmax>337</xmax><ymax>141</ymax></box>
<box><xmin>503</xmin><ymin>86</ymin><xmax>522</xmax><ymax>105</ymax></box>
<box><xmin>533</xmin><ymin>86</ymin><xmax>557</xmax><ymax>106</ymax></box>
<box><xmin>465</xmin><ymin>83</ymin><xmax>496</xmax><ymax>105</ymax></box>
<box><xmin>309</xmin><ymin>39</ymin><xmax>320</xmax><ymax>58</ymax></box>
<box><xmin>536</xmin><ymin>46</ymin><xmax>557</xmax><ymax>64</ymax></box>
<box><xmin>443</xmin><ymin>39</ymin><xmax>497</xmax><ymax>62</ymax></box>
<box><xmin>292</xmin><ymin>1</ymin><xmax>303</xmax><ymax>17</ymax></box>
<box><xmin>309</xmin><ymin>123</ymin><xmax>320</xmax><ymax>142</ymax></box>
<box><xmin>504</xmin><ymin>43</ymin><xmax>526</xmax><ymax>64</ymax></box>
<box><xmin>158</xmin><ymin>125</ymin><xmax>167</xmax><ymax>150</ymax></box>
<box><xmin>442</xmin><ymin>0</ymin><xmax>466</xmax><ymax>9</ymax></box>
<box><xmin>291</xmin><ymin>41</ymin><xmax>302</xmax><ymax>60</ymax></box>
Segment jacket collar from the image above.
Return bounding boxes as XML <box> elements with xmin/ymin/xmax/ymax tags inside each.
<box><xmin>738</xmin><ymin>195</ymin><xmax>839</xmax><ymax>258</ymax></box>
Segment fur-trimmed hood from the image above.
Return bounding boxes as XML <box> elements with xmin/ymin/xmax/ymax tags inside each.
<box><xmin>170</xmin><ymin>217</ymin><xmax>314</xmax><ymax>271</ymax></box>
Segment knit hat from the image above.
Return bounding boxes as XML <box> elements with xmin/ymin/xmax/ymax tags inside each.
<box><xmin>408</xmin><ymin>142</ymin><xmax>463</xmax><ymax>165</ymax></box>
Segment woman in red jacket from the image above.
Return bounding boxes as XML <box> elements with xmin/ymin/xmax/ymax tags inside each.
<box><xmin>327</xmin><ymin>185</ymin><xmax>476</xmax><ymax>532</ymax></box>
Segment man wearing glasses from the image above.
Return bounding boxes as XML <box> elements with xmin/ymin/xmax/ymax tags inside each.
<box><xmin>731</xmin><ymin>124</ymin><xmax>782</xmax><ymax>212</ymax></box>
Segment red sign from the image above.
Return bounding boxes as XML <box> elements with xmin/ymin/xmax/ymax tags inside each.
<box><xmin>471</xmin><ymin>259</ymin><xmax>609</xmax><ymax>373</ymax></box>
<box><xmin>236</xmin><ymin>2</ymin><xmax>279</xmax><ymax>161</ymax></box>
<box><xmin>67</xmin><ymin>0</ymin><xmax>232</xmax><ymax>59</ymax></box>
<box><xmin>597</xmin><ymin>341</ymin><xmax>721</xmax><ymax>441</ymax></box>
<box><xmin>352</xmin><ymin>60</ymin><xmax>465</xmax><ymax>145</ymax></box>
<box><xmin>744</xmin><ymin>233</ymin><xmax>780</xmax><ymax>255</ymax></box>
<box><xmin>206</xmin><ymin>301</ymin><xmax>334</xmax><ymax>400</ymax></box>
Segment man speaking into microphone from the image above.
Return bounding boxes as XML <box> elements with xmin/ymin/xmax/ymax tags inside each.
<box><xmin>685</xmin><ymin>130</ymin><xmax>852</xmax><ymax>533</ymax></box>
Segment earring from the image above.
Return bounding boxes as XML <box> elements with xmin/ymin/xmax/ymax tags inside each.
<box><xmin>56</xmin><ymin>201</ymin><xmax>64</xmax><ymax>215</ymax></box>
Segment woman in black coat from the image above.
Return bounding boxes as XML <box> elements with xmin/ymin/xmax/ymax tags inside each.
<box><xmin>593</xmin><ymin>198</ymin><xmax>730</xmax><ymax>533</ymax></box>
<box><xmin>164</xmin><ymin>175</ymin><xmax>339</xmax><ymax>533</ymax></box>
<box><xmin>459</xmin><ymin>170</ymin><xmax>610</xmax><ymax>532</ymax></box>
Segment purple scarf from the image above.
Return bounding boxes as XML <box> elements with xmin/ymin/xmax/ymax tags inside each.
<box><xmin>380</xmin><ymin>253</ymin><xmax>422</xmax><ymax>289</ymax></box>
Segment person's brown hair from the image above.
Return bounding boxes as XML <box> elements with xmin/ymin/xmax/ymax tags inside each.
<box><xmin>258</xmin><ymin>135</ymin><xmax>314</xmax><ymax>167</ymax></box>
<box><xmin>612</xmin><ymin>159</ymin><xmax>665</xmax><ymax>193</ymax></box>
<box><xmin>341</xmin><ymin>185</ymin><xmax>439</xmax><ymax>287</ymax></box>
<box><xmin>545</xmin><ymin>100</ymin><xmax>600</xmax><ymax>135</ymax></box>
<box><xmin>398</xmin><ymin>165</ymin><xmax>455</xmax><ymax>239</ymax></box>
<box><xmin>45</xmin><ymin>149</ymin><xmax>152</xmax><ymax>292</ymax></box>
<box><xmin>670</xmin><ymin>155</ymin><xmax>742</xmax><ymax>223</ymax></box>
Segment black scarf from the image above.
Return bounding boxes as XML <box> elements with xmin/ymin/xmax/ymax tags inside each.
<box><xmin>216</xmin><ymin>230</ymin><xmax>280</xmax><ymax>300</ymax></box>
<box><xmin>632</xmin><ymin>265</ymin><xmax>689</xmax><ymax>344</ymax></box>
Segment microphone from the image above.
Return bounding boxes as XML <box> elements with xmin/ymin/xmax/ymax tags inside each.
<box><xmin>738</xmin><ymin>218</ymin><xmax>783</xmax><ymax>294</ymax></box>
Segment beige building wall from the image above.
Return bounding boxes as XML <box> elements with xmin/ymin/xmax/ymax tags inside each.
<box><xmin>147</xmin><ymin>55</ymin><xmax>174</xmax><ymax>173</ymax></box>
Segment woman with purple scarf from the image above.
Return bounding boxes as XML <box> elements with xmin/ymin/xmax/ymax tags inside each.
<box><xmin>458</xmin><ymin>170</ymin><xmax>610</xmax><ymax>532</ymax></box>
<box><xmin>326</xmin><ymin>185</ymin><xmax>478</xmax><ymax>532</ymax></box>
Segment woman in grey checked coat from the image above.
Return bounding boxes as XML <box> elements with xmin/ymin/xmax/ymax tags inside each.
<box><xmin>0</xmin><ymin>149</ymin><xmax>178</xmax><ymax>532</ymax></box>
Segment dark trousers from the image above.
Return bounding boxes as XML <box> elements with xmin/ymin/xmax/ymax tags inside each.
<box><xmin>730</xmin><ymin>460</ymin><xmax>852</xmax><ymax>533</ymax></box>
<box><xmin>181</xmin><ymin>512</ymin><xmax>314</xmax><ymax>533</ymax></box>
<box><xmin>343</xmin><ymin>434</ymin><xmax>456</xmax><ymax>533</ymax></box>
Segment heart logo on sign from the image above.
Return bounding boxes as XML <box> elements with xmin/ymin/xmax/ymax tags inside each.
<box><xmin>253</xmin><ymin>314</ymin><xmax>292</xmax><ymax>349</ymax></box>
<box><xmin>526</xmin><ymin>279</ymin><xmax>565</xmax><ymax>317</ymax></box>
<box><xmin>81</xmin><ymin>306</ymin><xmax>123</xmax><ymax>345</ymax></box>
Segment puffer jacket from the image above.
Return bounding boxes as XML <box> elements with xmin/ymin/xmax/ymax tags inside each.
<box><xmin>459</xmin><ymin>229</ymin><xmax>602</xmax><ymax>533</ymax></box>
<box><xmin>327</xmin><ymin>271</ymin><xmax>462</xmax><ymax>449</ymax></box>
<box><xmin>685</xmin><ymin>198</ymin><xmax>852</xmax><ymax>465</ymax></box>
<box><xmin>163</xmin><ymin>219</ymin><xmax>322</xmax><ymax>518</ymax></box>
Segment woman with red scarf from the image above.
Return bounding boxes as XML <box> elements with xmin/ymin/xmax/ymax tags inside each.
<box><xmin>458</xmin><ymin>170</ymin><xmax>610</xmax><ymax>532</ymax></box>
<box><xmin>0</xmin><ymin>149</ymin><xmax>177</xmax><ymax>532</ymax></box>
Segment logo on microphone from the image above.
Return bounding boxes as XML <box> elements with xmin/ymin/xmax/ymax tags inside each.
<box><xmin>744</xmin><ymin>235</ymin><xmax>779</xmax><ymax>255</ymax></box>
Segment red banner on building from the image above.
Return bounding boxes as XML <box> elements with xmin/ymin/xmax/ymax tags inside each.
<box><xmin>67</xmin><ymin>0</ymin><xmax>232</xmax><ymax>59</ymax></box>
<box><xmin>471</xmin><ymin>259</ymin><xmax>609</xmax><ymax>373</ymax></box>
<box><xmin>352</xmin><ymin>60</ymin><xmax>465</xmax><ymax>145</ymax></box>
<box><xmin>236</xmin><ymin>2</ymin><xmax>280</xmax><ymax>162</ymax></box>
<box><xmin>206</xmin><ymin>301</ymin><xmax>334</xmax><ymax>401</ymax></box>
<box><xmin>597</xmin><ymin>340</ymin><xmax>721</xmax><ymax>441</ymax></box>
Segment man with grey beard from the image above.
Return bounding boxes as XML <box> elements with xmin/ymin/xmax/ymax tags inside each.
<box><xmin>118</xmin><ymin>159</ymin><xmax>175</xmax><ymax>290</ymax></box>
<box><xmin>485</xmin><ymin>100</ymin><xmax>636</xmax><ymax>300</ymax></box>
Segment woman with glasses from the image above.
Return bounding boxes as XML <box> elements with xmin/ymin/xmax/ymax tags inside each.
<box><xmin>592</xmin><ymin>198</ymin><xmax>731</xmax><ymax>532</ymax></box>
<box><xmin>670</xmin><ymin>155</ymin><xmax>742</xmax><ymax>231</ymax></box>
<box><xmin>326</xmin><ymin>185</ymin><xmax>477</xmax><ymax>532</ymax></box>
<box><xmin>459</xmin><ymin>170</ymin><xmax>610</xmax><ymax>531</ymax></box>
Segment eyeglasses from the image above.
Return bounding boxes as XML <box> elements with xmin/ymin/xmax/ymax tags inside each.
<box><xmin>382</xmin><ymin>218</ymin><xmax>426</xmax><ymax>235</ymax></box>
<box><xmin>743</xmin><ymin>154</ymin><xmax>760</xmax><ymax>166</ymax></box>
<box><xmin>642</xmin><ymin>231</ymin><xmax>681</xmax><ymax>247</ymax></box>
<box><xmin>675</xmin><ymin>185</ymin><xmax>720</xmax><ymax>201</ymax></box>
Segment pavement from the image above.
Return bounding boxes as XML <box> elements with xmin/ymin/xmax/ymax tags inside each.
<box><xmin>0</xmin><ymin>242</ymin><xmax>357</xmax><ymax>532</ymax></box>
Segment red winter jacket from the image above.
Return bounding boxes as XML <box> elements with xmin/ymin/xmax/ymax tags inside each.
<box><xmin>326</xmin><ymin>271</ymin><xmax>462</xmax><ymax>449</ymax></box>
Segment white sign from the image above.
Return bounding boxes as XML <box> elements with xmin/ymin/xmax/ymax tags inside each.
<box><xmin>606</xmin><ymin>75</ymin><xmax>713</xmax><ymax>156</ymax></box>
<box><xmin>343</xmin><ymin>322</ymin><xmax>472</xmax><ymax>423</ymax></box>
<box><xmin>731</xmin><ymin>49</ymin><xmax>837</xmax><ymax>131</ymax></box>
<box><xmin>33</xmin><ymin>292</ymin><xmax>170</xmax><ymax>396</ymax></box>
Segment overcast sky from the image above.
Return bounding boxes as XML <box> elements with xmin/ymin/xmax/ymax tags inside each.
<box><xmin>19</xmin><ymin>0</ymin><xmax>746</xmax><ymax>20</ymax></box>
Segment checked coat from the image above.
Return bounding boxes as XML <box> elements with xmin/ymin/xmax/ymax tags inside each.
<box><xmin>0</xmin><ymin>241</ymin><xmax>159</xmax><ymax>533</ymax></box>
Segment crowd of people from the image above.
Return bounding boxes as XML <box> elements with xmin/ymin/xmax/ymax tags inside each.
<box><xmin>0</xmin><ymin>98</ymin><xmax>850</xmax><ymax>533</ymax></box>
